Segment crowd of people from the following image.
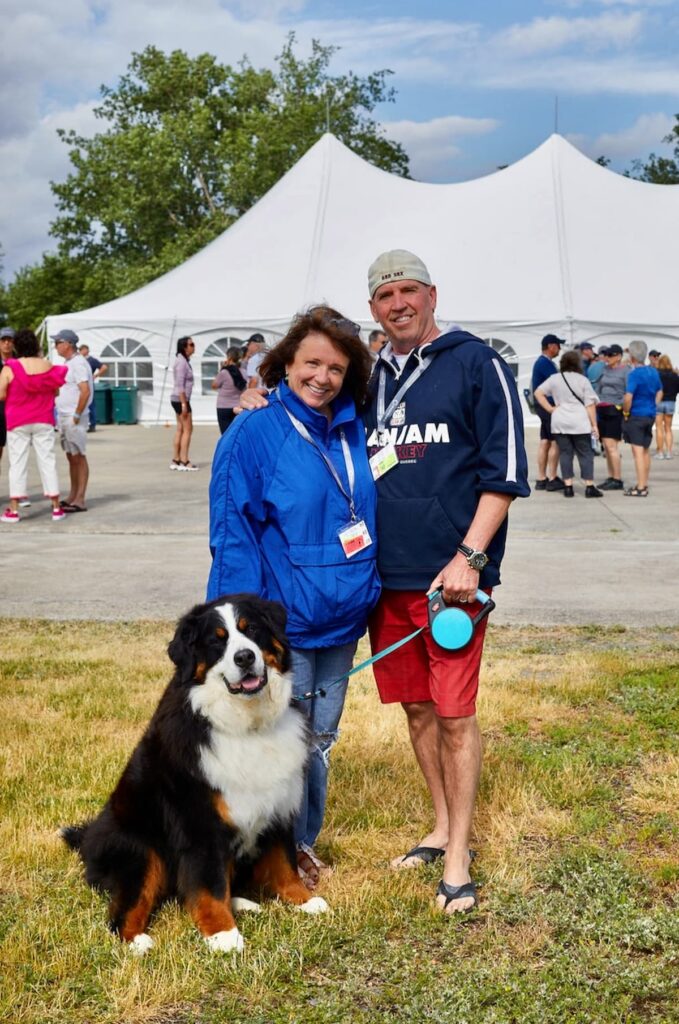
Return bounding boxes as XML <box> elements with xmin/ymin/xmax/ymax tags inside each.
<box><xmin>530</xmin><ymin>334</ymin><xmax>678</xmax><ymax>497</ymax></box>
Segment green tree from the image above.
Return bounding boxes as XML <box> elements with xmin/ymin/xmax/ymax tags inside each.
<box><xmin>49</xmin><ymin>37</ymin><xmax>408</xmax><ymax>281</ymax></box>
<box><xmin>628</xmin><ymin>114</ymin><xmax>679</xmax><ymax>183</ymax></box>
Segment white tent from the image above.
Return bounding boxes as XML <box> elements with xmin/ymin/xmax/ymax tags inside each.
<box><xmin>46</xmin><ymin>132</ymin><xmax>679</xmax><ymax>424</ymax></box>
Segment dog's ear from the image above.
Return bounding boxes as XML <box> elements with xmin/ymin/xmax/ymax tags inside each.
<box><xmin>168</xmin><ymin>606</ymin><xmax>206</xmax><ymax>684</ymax></box>
<box><xmin>259</xmin><ymin>599</ymin><xmax>288</xmax><ymax>646</ymax></box>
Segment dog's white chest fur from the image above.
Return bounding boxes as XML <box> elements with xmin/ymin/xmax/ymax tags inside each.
<box><xmin>198</xmin><ymin>709</ymin><xmax>307</xmax><ymax>854</ymax></box>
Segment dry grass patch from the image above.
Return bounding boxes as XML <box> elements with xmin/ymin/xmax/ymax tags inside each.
<box><xmin>1</xmin><ymin>620</ymin><xmax>678</xmax><ymax>1024</ymax></box>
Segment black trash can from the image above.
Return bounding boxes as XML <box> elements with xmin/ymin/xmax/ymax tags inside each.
<box><xmin>93</xmin><ymin>382</ymin><xmax>113</xmax><ymax>425</ymax></box>
<box><xmin>111</xmin><ymin>386</ymin><xmax>138</xmax><ymax>424</ymax></box>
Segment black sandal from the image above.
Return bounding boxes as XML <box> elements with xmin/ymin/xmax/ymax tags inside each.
<box><xmin>436</xmin><ymin>879</ymin><xmax>479</xmax><ymax>913</ymax></box>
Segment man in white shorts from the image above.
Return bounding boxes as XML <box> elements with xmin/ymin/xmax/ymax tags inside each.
<box><xmin>52</xmin><ymin>329</ymin><xmax>93</xmax><ymax>513</ymax></box>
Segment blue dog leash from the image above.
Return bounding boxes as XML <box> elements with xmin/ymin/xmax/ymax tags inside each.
<box><xmin>292</xmin><ymin>588</ymin><xmax>495</xmax><ymax>702</ymax></box>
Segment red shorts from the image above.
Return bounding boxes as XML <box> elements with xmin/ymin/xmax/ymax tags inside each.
<box><xmin>368</xmin><ymin>589</ymin><xmax>490</xmax><ymax>718</ymax></box>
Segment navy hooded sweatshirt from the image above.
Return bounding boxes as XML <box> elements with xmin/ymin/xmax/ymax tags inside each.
<box><xmin>363</xmin><ymin>329</ymin><xmax>530</xmax><ymax>591</ymax></box>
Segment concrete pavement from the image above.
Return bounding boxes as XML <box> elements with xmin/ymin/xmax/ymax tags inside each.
<box><xmin>2</xmin><ymin>423</ymin><xmax>677</xmax><ymax>624</ymax></box>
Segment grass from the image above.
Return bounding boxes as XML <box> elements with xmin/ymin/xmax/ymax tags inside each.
<box><xmin>1</xmin><ymin>620</ymin><xmax>678</xmax><ymax>1024</ymax></box>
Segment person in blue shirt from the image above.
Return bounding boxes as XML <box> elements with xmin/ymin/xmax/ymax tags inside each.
<box><xmin>207</xmin><ymin>306</ymin><xmax>380</xmax><ymax>888</ymax></box>
<box><xmin>531</xmin><ymin>334</ymin><xmax>564</xmax><ymax>490</ymax></box>
<box><xmin>622</xmin><ymin>339</ymin><xmax>663</xmax><ymax>496</ymax></box>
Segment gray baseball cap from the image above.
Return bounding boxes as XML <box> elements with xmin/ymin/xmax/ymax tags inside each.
<box><xmin>0</xmin><ymin>326</ymin><xmax>15</xmax><ymax>339</ymax></box>
<box><xmin>51</xmin><ymin>329</ymin><xmax>80</xmax><ymax>346</ymax></box>
<box><xmin>368</xmin><ymin>250</ymin><xmax>432</xmax><ymax>297</ymax></box>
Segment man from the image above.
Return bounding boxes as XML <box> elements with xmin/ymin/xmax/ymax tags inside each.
<box><xmin>0</xmin><ymin>327</ymin><xmax>15</xmax><ymax>472</ymax></box>
<box><xmin>365</xmin><ymin>250</ymin><xmax>529</xmax><ymax>914</ymax></box>
<box><xmin>578</xmin><ymin>341</ymin><xmax>595</xmax><ymax>374</ymax></box>
<box><xmin>78</xmin><ymin>344</ymin><xmax>108</xmax><ymax>432</ymax></box>
<box><xmin>622</xmin><ymin>339</ymin><xmax>662</xmax><ymax>497</ymax></box>
<box><xmin>52</xmin><ymin>329</ymin><xmax>93</xmax><ymax>512</ymax></box>
<box><xmin>368</xmin><ymin>329</ymin><xmax>387</xmax><ymax>362</ymax></box>
<box><xmin>594</xmin><ymin>344</ymin><xmax>628</xmax><ymax>489</ymax></box>
<box><xmin>648</xmin><ymin>349</ymin><xmax>660</xmax><ymax>369</ymax></box>
<box><xmin>531</xmin><ymin>334</ymin><xmax>564</xmax><ymax>490</ymax></box>
<box><xmin>243</xmin><ymin>333</ymin><xmax>266</xmax><ymax>388</ymax></box>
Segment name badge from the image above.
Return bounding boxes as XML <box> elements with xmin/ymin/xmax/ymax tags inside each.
<box><xmin>338</xmin><ymin>520</ymin><xmax>373</xmax><ymax>558</ymax></box>
<box><xmin>369</xmin><ymin>443</ymin><xmax>399</xmax><ymax>481</ymax></box>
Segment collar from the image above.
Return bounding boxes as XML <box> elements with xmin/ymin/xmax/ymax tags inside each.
<box><xmin>277</xmin><ymin>380</ymin><xmax>356</xmax><ymax>433</ymax></box>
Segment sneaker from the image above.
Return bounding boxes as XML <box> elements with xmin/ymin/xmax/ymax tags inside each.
<box><xmin>599</xmin><ymin>478</ymin><xmax>624</xmax><ymax>491</ymax></box>
<box><xmin>1</xmin><ymin>508</ymin><xmax>19</xmax><ymax>524</ymax></box>
<box><xmin>182</xmin><ymin>462</ymin><xmax>199</xmax><ymax>471</ymax></box>
<box><xmin>665</xmin><ymin>452</ymin><xmax>673</xmax><ymax>460</ymax></box>
<box><xmin>18</xmin><ymin>498</ymin><xmax>31</xmax><ymax>508</ymax></box>
<box><xmin>169</xmin><ymin>460</ymin><xmax>182</xmax><ymax>471</ymax></box>
<box><xmin>534</xmin><ymin>479</ymin><xmax>547</xmax><ymax>491</ymax></box>
<box><xmin>585</xmin><ymin>485</ymin><xmax>604</xmax><ymax>498</ymax></box>
<box><xmin>654</xmin><ymin>452</ymin><xmax>666</xmax><ymax>460</ymax></box>
<box><xmin>563</xmin><ymin>485</ymin><xmax>574</xmax><ymax>497</ymax></box>
<box><xmin>545</xmin><ymin>476</ymin><xmax>565</xmax><ymax>491</ymax></box>
<box><xmin>52</xmin><ymin>507</ymin><xmax>66</xmax><ymax>521</ymax></box>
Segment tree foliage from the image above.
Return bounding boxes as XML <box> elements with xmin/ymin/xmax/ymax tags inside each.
<box><xmin>4</xmin><ymin>36</ymin><xmax>408</xmax><ymax>327</ymax></box>
<box><xmin>628</xmin><ymin>114</ymin><xmax>679</xmax><ymax>183</ymax></box>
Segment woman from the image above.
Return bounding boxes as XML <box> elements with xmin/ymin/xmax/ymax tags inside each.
<box><xmin>170</xmin><ymin>336</ymin><xmax>198</xmax><ymax>471</ymax></box>
<box><xmin>535</xmin><ymin>349</ymin><xmax>602</xmax><ymax>497</ymax></box>
<box><xmin>0</xmin><ymin>328</ymin><xmax>68</xmax><ymax>523</ymax></box>
<box><xmin>207</xmin><ymin>306</ymin><xmax>380</xmax><ymax>887</ymax></box>
<box><xmin>654</xmin><ymin>354</ymin><xmax>679</xmax><ymax>460</ymax></box>
<box><xmin>211</xmin><ymin>347</ymin><xmax>246</xmax><ymax>434</ymax></box>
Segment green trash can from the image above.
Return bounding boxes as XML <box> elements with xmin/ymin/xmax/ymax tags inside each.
<box><xmin>111</xmin><ymin>386</ymin><xmax>138</xmax><ymax>424</ymax></box>
<box><xmin>93</xmin><ymin>382</ymin><xmax>113</xmax><ymax>425</ymax></box>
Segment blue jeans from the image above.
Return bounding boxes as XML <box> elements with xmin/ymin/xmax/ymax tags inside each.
<box><xmin>290</xmin><ymin>641</ymin><xmax>357</xmax><ymax>849</ymax></box>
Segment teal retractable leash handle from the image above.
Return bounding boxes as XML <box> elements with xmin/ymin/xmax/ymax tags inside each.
<box><xmin>293</xmin><ymin>587</ymin><xmax>494</xmax><ymax>702</ymax></box>
<box><xmin>427</xmin><ymin>587</ymin><xmax>495</xmax><ymax>651</ymax></box>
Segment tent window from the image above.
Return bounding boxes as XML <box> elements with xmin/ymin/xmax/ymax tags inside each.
<box><xmin>201</xmin><ymin>337</ymin><xmax>245</xmax><ymax>395</ymax></box>
<box><xmin>100</xmin><ymin>338</ymin><xmax>154</xmax><ymax>392</ymax></box>
<box><xmin>485</xmin><ymin>338</ymin><xmax>518</xmax><ymax>380</ymax></box>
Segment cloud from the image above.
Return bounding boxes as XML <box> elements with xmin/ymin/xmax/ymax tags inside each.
<box><xmin>383</xmin><ymin>115</ymin><xmax>499</xmax><ymax>180</ymax></box>
<box><xmin>567</xmin><ymin>112</ymin><xmax>676</xmax><ymax>162</ymax></box>
<box><xmin>494</xmin><ymin>12</ymin><xmax>644</xmax><ymax>56</ymax></box>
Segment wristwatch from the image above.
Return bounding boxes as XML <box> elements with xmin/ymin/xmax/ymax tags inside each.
<box><xmin>457</xmin><ymin>543</ymin><xmax>489</xmax><ymax>571</ymax></box>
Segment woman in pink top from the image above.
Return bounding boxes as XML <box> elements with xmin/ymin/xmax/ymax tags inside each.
<box><xmin>0</xmin><ymin>329</ymin><xmax>68</xmax><ymax>523</ymax></box>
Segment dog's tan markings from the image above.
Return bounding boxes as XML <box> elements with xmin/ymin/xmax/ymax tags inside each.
<box><xmin>238</xmin><ymin>617</ymin><xmax>248</xmax><ymax>633</ymax></box>
<box><xmin>251</xmin><ymin>846</ymin><xmax>312</xmax><ymax>905</ymax></box>
<box><xmin>118</xmin><ymin>850</ymin><xmax>167</xmax><ymax>942</ymax></box>
<box><xmin>272</xmin><ymin>639</ymin><xmax>284</xmax><ymax>653</ymax></box>
<box><xmin>215</xmin><ymin>627</ymin><xmax>226</xmax><ymax>638</ymax></box>
<box><xmin>189</xmin><ymin>891</ymin><xmax>236</xmax><ymax>936</ymax></box>
<box><xmin>194</xmin><ymin>661</ymin><xmax>207</xmax><ymax>683</ymax></box>
<box><xmin>263</xmin><ymin>651</ymin><xmax>279</xmax><ymax>668</ymax></box>
<box><xmin>213</xmin><ymin>793</ymin><xmax>234</xmax><ymax>826</ymax></box>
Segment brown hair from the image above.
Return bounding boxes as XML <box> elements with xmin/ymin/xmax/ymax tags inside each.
<box><xmin>657</xmin><ymin>354</ymin><xmax>673</xmax><ymax>371</ymax></box>
<box><xmin>259</xmin><ymin>306</ymin><xmax>372</xmax><ymax>406</ymax></box>
<box><xmin>559</xmin><ymin>349</ymin><xmax>583</xmax><ymax>374</ymax></box>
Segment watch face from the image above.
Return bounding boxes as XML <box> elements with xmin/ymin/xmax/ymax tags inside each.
<box><xmin>470</xmin><ymin>552</ymin><xmax>489</xmax><ymax>571</ymax></box>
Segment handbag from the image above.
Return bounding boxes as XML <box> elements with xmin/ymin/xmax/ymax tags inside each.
<box><xmin>560</xmin><ymin>372</ymin><xmax>601</xmax><ymax>452</ymax></box>
<box><xmin>523</xmin><ymin>387</ymin><xmax>537</xmax><ymax>414</ymax></box>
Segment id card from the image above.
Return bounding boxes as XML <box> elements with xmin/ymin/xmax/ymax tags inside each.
<box><xmin>369</xmin><ymin>443</ymin><xmax>398</xmax><ymax>481</ymax></box>
<box><xmin>338</xmin><ymin>519</ymin><xmax>373</xmax><ymax>558</ymax></box>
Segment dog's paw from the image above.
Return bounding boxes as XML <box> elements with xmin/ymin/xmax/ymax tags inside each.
<box><xmin>296</xmin><ymin>896</ymin><xmax>329</xmax><ymax>915</ymax></box>
<box><xmin>231</xmin><ymin>896</ymin><xmax>261</xmax><ymax>914</ymax></box>
<box><xmin>205</xmin><ymin>927</ymin><xmax>244</xmax><ymax>953</ymax></box>
<box><xmin>129</xmin><ymin>933</ymin><xmax>154</xmax><ymax>956</ymax></box>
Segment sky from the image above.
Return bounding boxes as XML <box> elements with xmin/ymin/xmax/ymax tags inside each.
<box><xmin>1</xmin><ymin>0</ymin><xmax>678</xmax><ymax>281</ymax></box>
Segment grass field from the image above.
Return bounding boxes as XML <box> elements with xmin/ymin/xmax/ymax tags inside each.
<box><xmin>1</xmin><ymin>620</ymin><xmax>678</xmax><ymax>1024</ymax></box>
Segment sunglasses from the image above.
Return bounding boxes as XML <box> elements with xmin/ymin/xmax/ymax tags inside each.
<box><xmin>310</xmin><ymin>309</ymin><xmax>361</xmax><ymax>338</ymax></box>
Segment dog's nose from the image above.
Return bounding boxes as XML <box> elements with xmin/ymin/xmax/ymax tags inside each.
<box><xmin>233</xmin><ymin>648</ymin><xmax>256</xmax><ymax>670</ymax></box>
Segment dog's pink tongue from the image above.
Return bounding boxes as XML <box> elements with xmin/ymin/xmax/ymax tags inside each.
<box><xmin>241</xmin><ymin>676</ymin><xmax>263</xmax><ymax>692</ymax></box>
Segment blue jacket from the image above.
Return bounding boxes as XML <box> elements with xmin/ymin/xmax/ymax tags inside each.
<box><xmin>207</xmin><ymin>382</ymin><xmax>381</xmax><ymax>648</ymax></box>
<box><xmin>363</xmin><ymin>330</ymin><xmax>530</xmax><ymax>590</ymax></box>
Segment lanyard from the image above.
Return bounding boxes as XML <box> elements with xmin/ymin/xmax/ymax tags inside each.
<box><xmin>376</xmin><ymin>351</ymin><xmax>433</xmax><ymax>432</ymax></box>
<box><xmin>282</xmin><ymin>402</ymin><xmax>358</xmax><ymax>522</ymax></box>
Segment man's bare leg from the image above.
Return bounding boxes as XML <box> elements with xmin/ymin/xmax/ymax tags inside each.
<box><xmin>436</xmin><ymin>714</ymin><xmax>482</xmax><ymax>913</ymax></box>
<box><xmin>547</xmin><ymin>439</ymin><xmax>560</xmax><ymax>479</ymax></box>
<box><xmin>66</xmin><ymin>452</ymin><xmax>89</xmax><ymax>507</ymax></box>
<box><xmin>391</xmin><ymin>701</ymin><xmax>449</xmax><ymax>868</ymax></box>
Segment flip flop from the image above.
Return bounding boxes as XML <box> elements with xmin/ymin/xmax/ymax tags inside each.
<box><xmin>436</xmin><ymin>879</ymin><xmax>479</xmax><ymax>914</ymax></box>
<box><xmin>394</xmin><ymin>846</ymin><xmax>477</xmax><ymax>868</ymax></box>
<box><xmin>61</xmin><ymin>503</ymin><xmax>88</xmax><ymax>513</ymax></box>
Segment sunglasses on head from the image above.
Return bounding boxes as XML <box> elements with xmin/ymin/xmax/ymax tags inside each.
<box><xmin>310</xmin><ymin>309</ymin><xmax>361</xmax><ymax>338</ymax></box>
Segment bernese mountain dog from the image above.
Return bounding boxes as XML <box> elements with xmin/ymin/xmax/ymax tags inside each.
<box><xmin>62</xmin><ymin>594</ymin><xmax>327</xmax><ymax>955</ymax></box>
